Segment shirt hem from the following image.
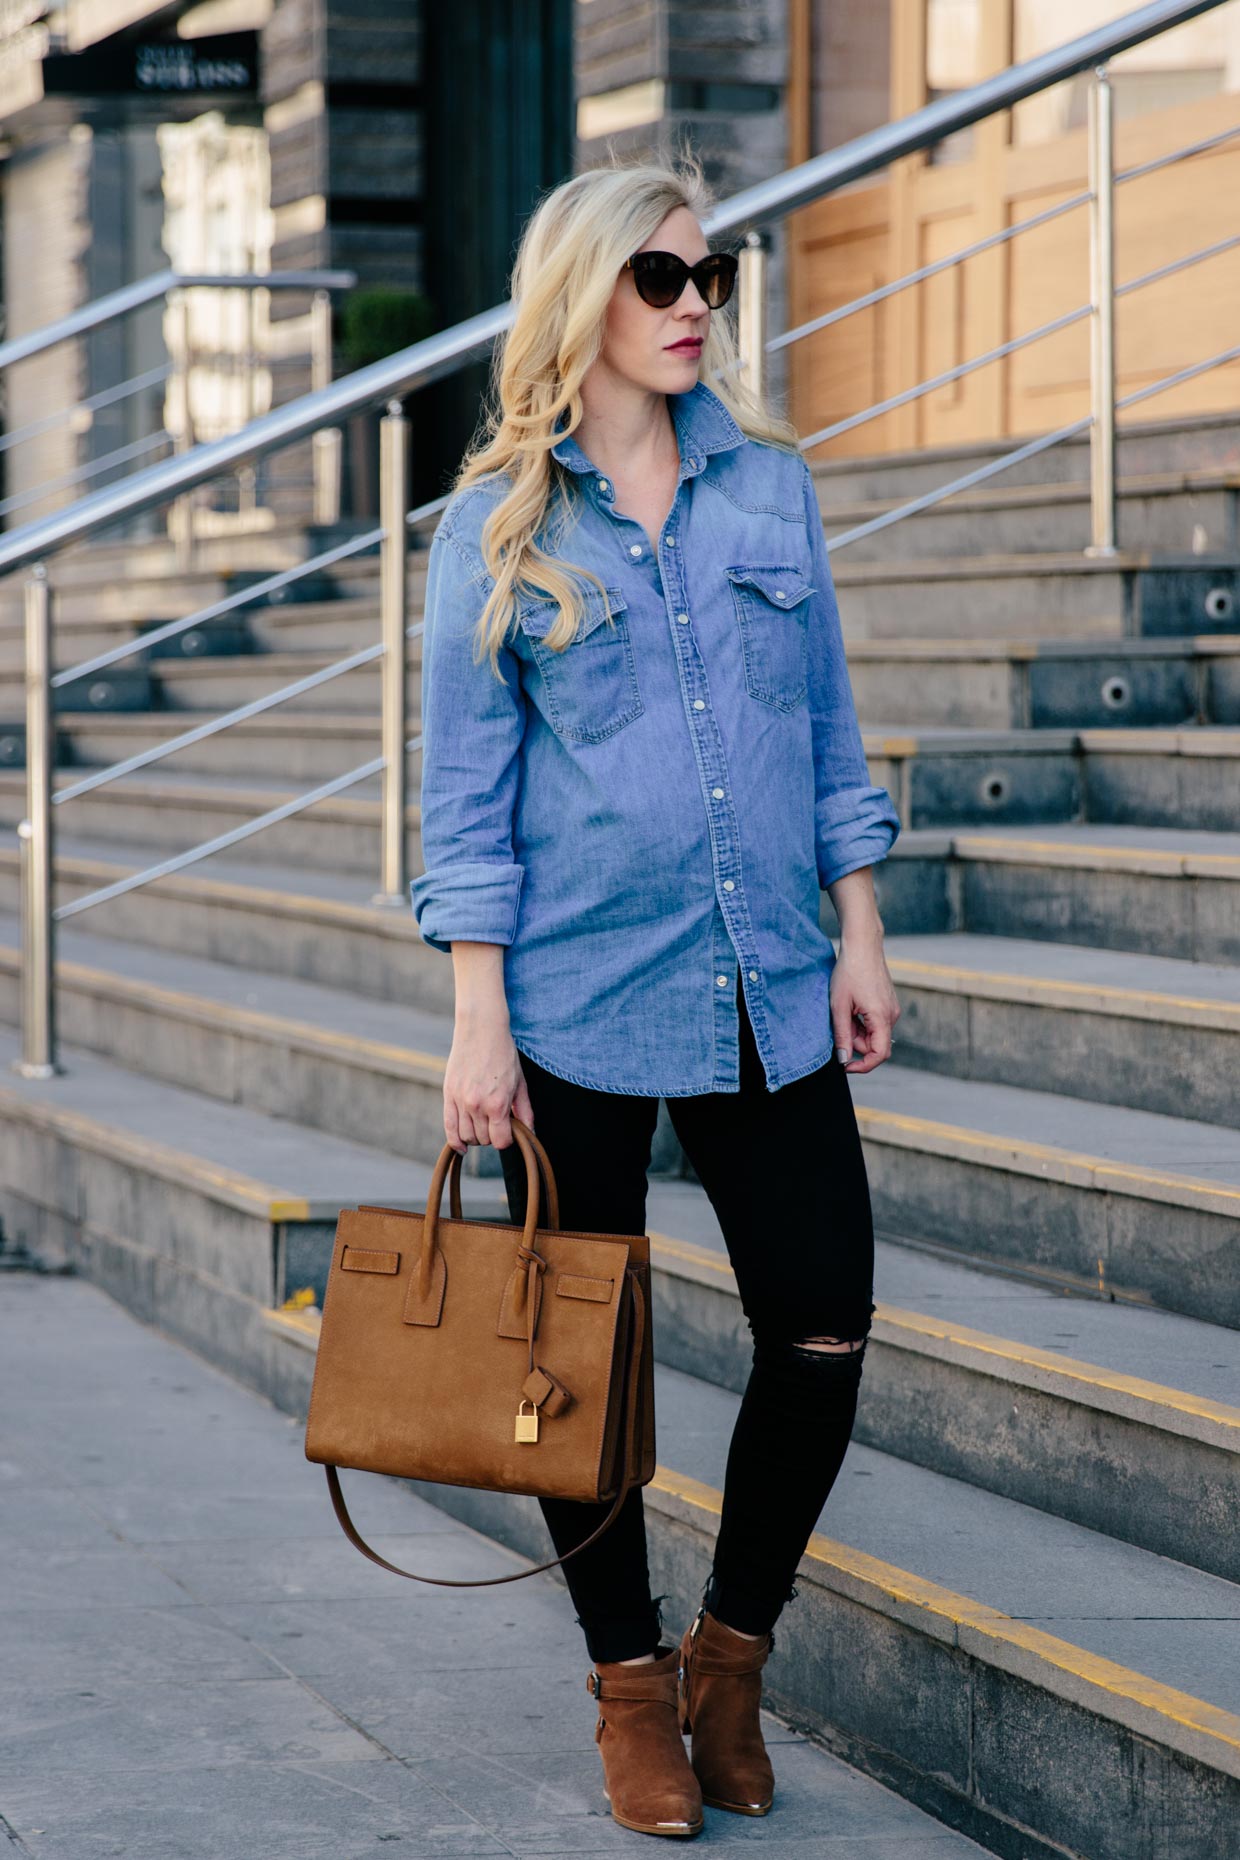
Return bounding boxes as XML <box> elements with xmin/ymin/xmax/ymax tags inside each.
<box><xmin>512</xmin><ymin>1034</ymin><xmax>840</xmax><ymax>1097</ymax></box>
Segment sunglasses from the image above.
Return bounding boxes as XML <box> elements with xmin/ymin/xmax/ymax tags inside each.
<box><xmin>624</xmin><ymin>249</ymin><xmax>738</xmax><ymax>310</ymax></box>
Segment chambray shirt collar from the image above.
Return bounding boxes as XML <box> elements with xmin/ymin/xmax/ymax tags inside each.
<box><xmin>550</xmin><ymin>379</ymin><xmax>746</xmax><ymax>494</ymax></box>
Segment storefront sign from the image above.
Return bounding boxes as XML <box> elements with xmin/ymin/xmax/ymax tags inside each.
<box><xmin>43</xmin><ymin>31</ymin><xmax>257</xmax><ymax>98</ymax></box>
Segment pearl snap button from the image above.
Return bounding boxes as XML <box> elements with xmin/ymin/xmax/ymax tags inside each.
<box><xmin>692</xmin><ymin>698</ymin><xmax>706</xmax><ymax>710</ymax></box>
<box><xmin>716</xmin><ymin>975</ymin><xmax>727</xmax><ymax>986</ymax></box>
<box><xmin>666</xmin><ymin>536</ymin><xmax>677</xmax><ymax>546</ymax></box>
<box><xmin>711</xmin><ymin>787</ymin><xmax>724</xmax><ymax>799</ymax></box>
<box><xmin>629</xmin><ymin>544</ymin><xmax>642</xmax><ymax>556</ymax></box>
<box><xmin>598</xmin><ymin>478</ymin><xmax>609</xmax><ymax>491</ymax></box>
<box><xmin>748</xmin><ymin>970</ymin><xmax>758</xmax><ymax>981</ymax></box>
<box><xmin>676</xmin><ymin>612</ymin><xmax>689</xmax><ymax>624</ymax></box>
<box><xmin>723</xmin><ymin>880</ymin><xmax>735</xmax><ymax>891</ymax></box>
<box><xmin>775</xmin><ymin>590</ymin><xmax>787</xmax><ymax>600</ymax></box>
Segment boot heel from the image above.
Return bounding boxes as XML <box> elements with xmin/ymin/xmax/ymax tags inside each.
<box><xmin>588</xmin><ymin>1645</ymin><xmax>704</xmax><ymax>1838</ymax></box>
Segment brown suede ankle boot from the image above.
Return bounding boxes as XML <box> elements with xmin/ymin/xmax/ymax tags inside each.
<box><xmin>676</xmin><ymin>1603</ymin><xmax>775</xmax><ymax>1815</ymax></box>
<box><xmin>586</xmin><ymin>1643</ymin><xmax>704</xmax><ymax>1838</ymax></box>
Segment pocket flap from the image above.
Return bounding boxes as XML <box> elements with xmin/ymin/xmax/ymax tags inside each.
<box><xmin>555</xmin><ymin>1273</ymin><xmax>615</xmax><ymax>1302</ymax></box>
<box><xmin>341</xmin><ymin>1246</ymin><xmax>400</xmax><ymax>1274</ymax></box>
<box><xmin>518</xmin><ymin>584</ymin><xmax>628</xmax><ymax>643</ymax></box>
<box><xmin>726</xmin><ymin>566</ymin><xmax>815</xmax><ymax>608</ymax></box>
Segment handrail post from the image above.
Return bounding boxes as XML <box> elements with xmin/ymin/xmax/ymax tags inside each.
<box><xmin>737</xmin><ymin>231</ymin><xmax>767</xmax><ymax>403</ymax></box>
<box><xmin>169</xmin><ymin>288</ymin><xmax>196</xmax><ymax>570</ymax></box>
<box><xmin>311</xmin><ymin>289</ymin><xmax>342</xmax><ymax>527</ymax></box>
<box><xmin>1086</xmin><ymin>65</ymin><xmax>1118</xmax><ymax>556</ymax></box>
<box><xmin>373</xmin><ymin>399</ymin><xmax>409</xmax><ymax>906</ymax></box>
<box><xmin>15</xmin><ymin>567</ymin><xmax>59</xmax><ymax>1078</ymax></box>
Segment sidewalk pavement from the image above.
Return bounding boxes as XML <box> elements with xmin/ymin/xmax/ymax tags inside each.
<box><xmin>0</xmin><ymin>1272</ymin><xmax>989</xmax><ymax>1859</ymax></box>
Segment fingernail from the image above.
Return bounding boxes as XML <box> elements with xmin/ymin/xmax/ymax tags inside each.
<box><xmin>836</xmin><ymin>1047</ymin><xmax>850</xmax><ymax>1065</ymax></box>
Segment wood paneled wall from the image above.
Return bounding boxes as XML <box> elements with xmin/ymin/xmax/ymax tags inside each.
<box><xmin>789</xmin><ymin>1</ymin><xmax>1240</xmax><ymax>459</ymax></box>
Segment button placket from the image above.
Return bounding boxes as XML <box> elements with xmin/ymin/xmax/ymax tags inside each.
<box><xmin>657</xmin><ymin>513</ymin><xmax>767</xmax><ymax>1058</ymax></box>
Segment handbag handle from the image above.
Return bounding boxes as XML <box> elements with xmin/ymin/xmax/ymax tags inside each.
<box><xmin>417</xmin><ymin>1114</ymin><xmax>557</xmax><ymax>1309</ymax></box>
<box><xmin>322</xmin><ymin>1266</ymin><xmax>648</xmax><ymax>1586</ymax></box>
<box><xmin>445</xmin><ymin>1115</ymin><xmax>561</xmax><ymax>1230</ymax></box>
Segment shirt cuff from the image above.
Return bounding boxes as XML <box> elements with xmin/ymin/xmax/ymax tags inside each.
<box><xmin>409</xmin><ymin>861</ymin><xmax>525</xmax><ymax>955</ymax></box>
<box><xmin>816</xmin><ymin>786</ymin><xmax>901</xmax><ymax>889</ymax></box>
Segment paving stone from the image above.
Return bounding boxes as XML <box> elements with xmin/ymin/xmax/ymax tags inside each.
<box><xmin>0</xmin><ymin>1274</ymin><xmax>989</xmax><ymax>1859</ymax></box>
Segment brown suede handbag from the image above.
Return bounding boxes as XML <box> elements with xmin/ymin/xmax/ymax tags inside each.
<box><xmin>304</xmin><ymin>1115</ymin><xmax>656</xmax><ymax>1586</ymax></box>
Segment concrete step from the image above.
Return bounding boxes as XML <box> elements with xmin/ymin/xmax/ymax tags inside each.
<box><xmin>809</xmin><ymin>405</ymin><xmax>1240</xmax><ymax>504</ymax></box>
<box><xmin>0</xmin><ymin>766</ymin><xmax>414</xmax><ymax>874</ymax></box>
<box><xmin>0</xmin><ymin>595</ymin><xmax>398</xmax><ymax>671</ymax></box>
<box><xmin>0</xmin><ymin>654</ymin><xmax>427</xmax><ymax>725</ymax></box>
<box><xmin>881</xmin><ymin>930</ymin><xmax>1239</xmax><ymax>1127</ymax></box>
<box><xmin>4</xmin><ymin>714</ymin><xmax>1234</xmax><ymax>840</ymax></box>
<box><xmin>876</xmin><ymin>822</ymin><xmax>1240</xmax><ymax>965</ymax></box>
<box><xmin>641</xmin><ymin>1211</ymin><xmax>1240</xmax><ymax>1583</ymax></box>
<box><xmin>0</xmin><ymin>546</ymin><xmax>389</xmax><ymax>629</ymax></box>
<box><xmin>819</xmin><ymin>467</ymin><xmax>1240</xmax><ymax>562</ymax></box>
<box><xmin>266</xmin><ymin>1317</ymin><xmax>1240</xmax><ymax>1859</ymax></box>
<box><xmin>831</xmin><ymin>549</ymin><xmax>1240</xmax><ymax>640</ymax></box>
<box><xmin>7</xmin><ymin>897</ymin><xmax>1235</xmax><ymax>1146</ymax></box>
<box><xmin>848</xmin><ymin>633</ymin><xmax>1240</xmax><ymax>729</ymax></box>
<box><xmin>0</xmin><ymin>834</ymin><xmax>441</xmax><ymax>1004</ymax></box>
<box><xmin>848</xmin><ymin>1058</ymin><xmax>1240</xmax><ymax>1330</ymax></box>
<box><xmin>868</xmin><ymin>723</ymin><xmax>1240</xmax><ymax>831</ymax></box>
<box><xmin>12</xmin><ymin>708</ymin><xmax>418</xmax><ymax>783</ymax></box>
<box><xmin>6</xmin><ymin>984</ymin><xmax>1236</xmax><ymax>1587</ymax></box>
<box><xmin>5</xmin><ymin>1023</ymin><xmax>1240</xmax><ymax>1849</ymax></box>
<box><xmin>9</xmin><ymin>631</ymin><xmax>1240</xmax><ymax>740</ymax></box>
<box><xmin>0</xmin><ymin>816</ymin><xmax>1233</xmax><ymax>1003</ymax></box>
<box><xmin>3</xmin><ymin>908</ymin><xmax>1235</xmax><ymax>1334</ymax></box>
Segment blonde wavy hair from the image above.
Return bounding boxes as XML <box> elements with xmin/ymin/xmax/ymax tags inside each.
<box><xmin>448</xmin><ymin>150</ymin><xmax>801</xmax><ymax>680</ymax></box>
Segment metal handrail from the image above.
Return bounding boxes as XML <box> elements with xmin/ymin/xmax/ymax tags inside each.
<box><xmin>801</xmin><ymin>228</ymin><xmax>1240</xmax><ymax>452</ymax></box>
<box><xmin>0</xmin><ymin>430</ymin><xmax>174</xmax><ymax>521</ymax></box>
<box><xmin>52</xmin><ymin>527</ymin><xmax>384</xmax><ymax>685</ymax></box>
<box><xmin>0</xmin><ymin>362</ymin><xmax>172</xmax><ymax>456</ymax></box>
<box><xmin>0</xmin><ymin>269</ymin><xmax>355</xmax><ymax>372</ymax></box>
<box><xmin>771</xmin><ymin>116</ymin><xmax>1240</xmax><ymax>358</ymax></box>
<box><xmin>12</xmin><ymin>0</ymin><xmax>1235</xmax><ymax>1077</ymax></box>
<box><xmin>0</xmin><ymin>0</ymin><xmax>1221</xmax><ymax>584</ymax></box>
<box><xmin>825</xmin><ymin>336</ymin><xmax>1240</xmax><ymax>554</ymax></box>
<box><xmin>53</xmin><ymin>736</ymin><xmax>424</xmax><ymax>923</ymax></box>
<box><xmin>706</xmin><ymin>0</ymin><xmax>1225</xmax><ymax>230</ymax></box>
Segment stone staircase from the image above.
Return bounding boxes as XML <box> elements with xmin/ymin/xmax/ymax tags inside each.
<box><xmin>0</xmin><ymin>406</ymin><xmax>1238</xmax><ymax>1859</ymax></box>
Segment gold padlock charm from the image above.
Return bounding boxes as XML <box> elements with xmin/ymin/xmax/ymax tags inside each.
<box><xmin>515</xmin><ymin>1399</ymin><xmax>540</xmax><ymax>1443</ymax></box>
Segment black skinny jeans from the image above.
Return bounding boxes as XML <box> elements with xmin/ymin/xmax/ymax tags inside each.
<box><xmin>498</xmin><ymin>969</ymin><xmax>876</xmax><ymax>1663</ymax></box>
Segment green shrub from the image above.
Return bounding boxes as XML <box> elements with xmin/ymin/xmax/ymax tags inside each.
<box><xmin>337</xmin><ymin>287</ymin><xmax>436</xmax><ymax>370</ymax></box>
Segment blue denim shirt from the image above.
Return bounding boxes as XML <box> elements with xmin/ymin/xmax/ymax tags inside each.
<box><xmin>410</xmin><ymin>379</ymin><xmax>901</xmax><ymax>1095</ymax></box>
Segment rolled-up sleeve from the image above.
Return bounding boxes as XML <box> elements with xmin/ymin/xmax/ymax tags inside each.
<box><xmin>800</xmin><ymin>459</ymin><xmax>901</xmax><ymax>887</ymax></box>
<box><xmin>409</xmin><ymin>524</ymin><xmax>527</xmax><ymax>954</ymax></box>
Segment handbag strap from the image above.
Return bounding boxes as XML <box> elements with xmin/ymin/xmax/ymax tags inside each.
<box><xmin>321</xmin><ymin>1268</ymin><xmax>648</xmax><ymax>1587</ymax></box>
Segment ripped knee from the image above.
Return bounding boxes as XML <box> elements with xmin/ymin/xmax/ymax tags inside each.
<box><xmin>793</xmin><ymin>1334</ymin><xmax>867</xmax><ymax>1355</ymax></box>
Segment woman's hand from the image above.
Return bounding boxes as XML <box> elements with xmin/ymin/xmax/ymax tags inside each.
<box><xmin>830</xmin><ymin>935</ymin><xmax>900</xmax><ymax>1073</ymax></box>
<box><xmin>832</xmin><ymin>944</ymin><xmax>903</xmax><ymax>1078</ymax></box>
<box><xmin>824</xmin><ymin>866</ymin><xmax>900</xmax><ymax>1075</ymax></box>
<box><xmin>444</xmin><ymin>941</ymin><xmax>534</xmax><ymax>1153</ymax></box>
<box><xmin>443</xmin><ymin>1018</ymin><xmax>535</xmax><ymax>1154</ymax></box>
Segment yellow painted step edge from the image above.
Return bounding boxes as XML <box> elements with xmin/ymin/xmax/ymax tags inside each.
<box><xmin>652</xmin><ymin>1466</ymin><xmax>1240</xmax><ymax>1765</ymax></box>
<box><xmin>648</xmin><ymin>1231</ymin><xmax>1240</xmax><ymax>1440</ymax></box>
<box><xmin>0</xmin><ymin>1082</ymin><xmax>311</xmax><ymax>1223</ymax></box>
<box><xmin>949</xmin><ymin>832</ymin><xmax>1240</xmax><ymax>878</ymax></box>
<box><xmin>886</xmin><ymin>956</ymin><xmax>1240</xmax><ymax>1030</ymax></box>
<box><xmin>263</xmin><ymin>1305</ymin><xmax>1240</xmax><ymax>1762</ymax></box>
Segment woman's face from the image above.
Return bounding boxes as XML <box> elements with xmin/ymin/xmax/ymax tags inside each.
<box><xmin>602</xmin><ymin>205</ymin><xmax>711</xmax><ymax>394</ymax></box>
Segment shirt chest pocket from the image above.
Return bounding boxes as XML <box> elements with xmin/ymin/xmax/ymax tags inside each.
<box><xmin>725</xmin><ymin>565</ymin><xmax>816</xmax><ymax>713</ymax></box>
<box><xmin>518</xmin><ymin>584</ymin><xmax>645</xmax><ymax>744</ymax></box>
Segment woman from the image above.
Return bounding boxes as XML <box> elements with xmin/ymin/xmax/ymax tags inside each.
<box><xmin>411</xmin><ymin>154</ymin><xmax>901</xmax><ymax>1839</ymax></box>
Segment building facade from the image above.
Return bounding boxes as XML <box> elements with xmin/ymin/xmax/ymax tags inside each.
<box><xmin>0</xmin><ymin>0</ymin><xmax>1234</xmax><ymax>532</ymax></box>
